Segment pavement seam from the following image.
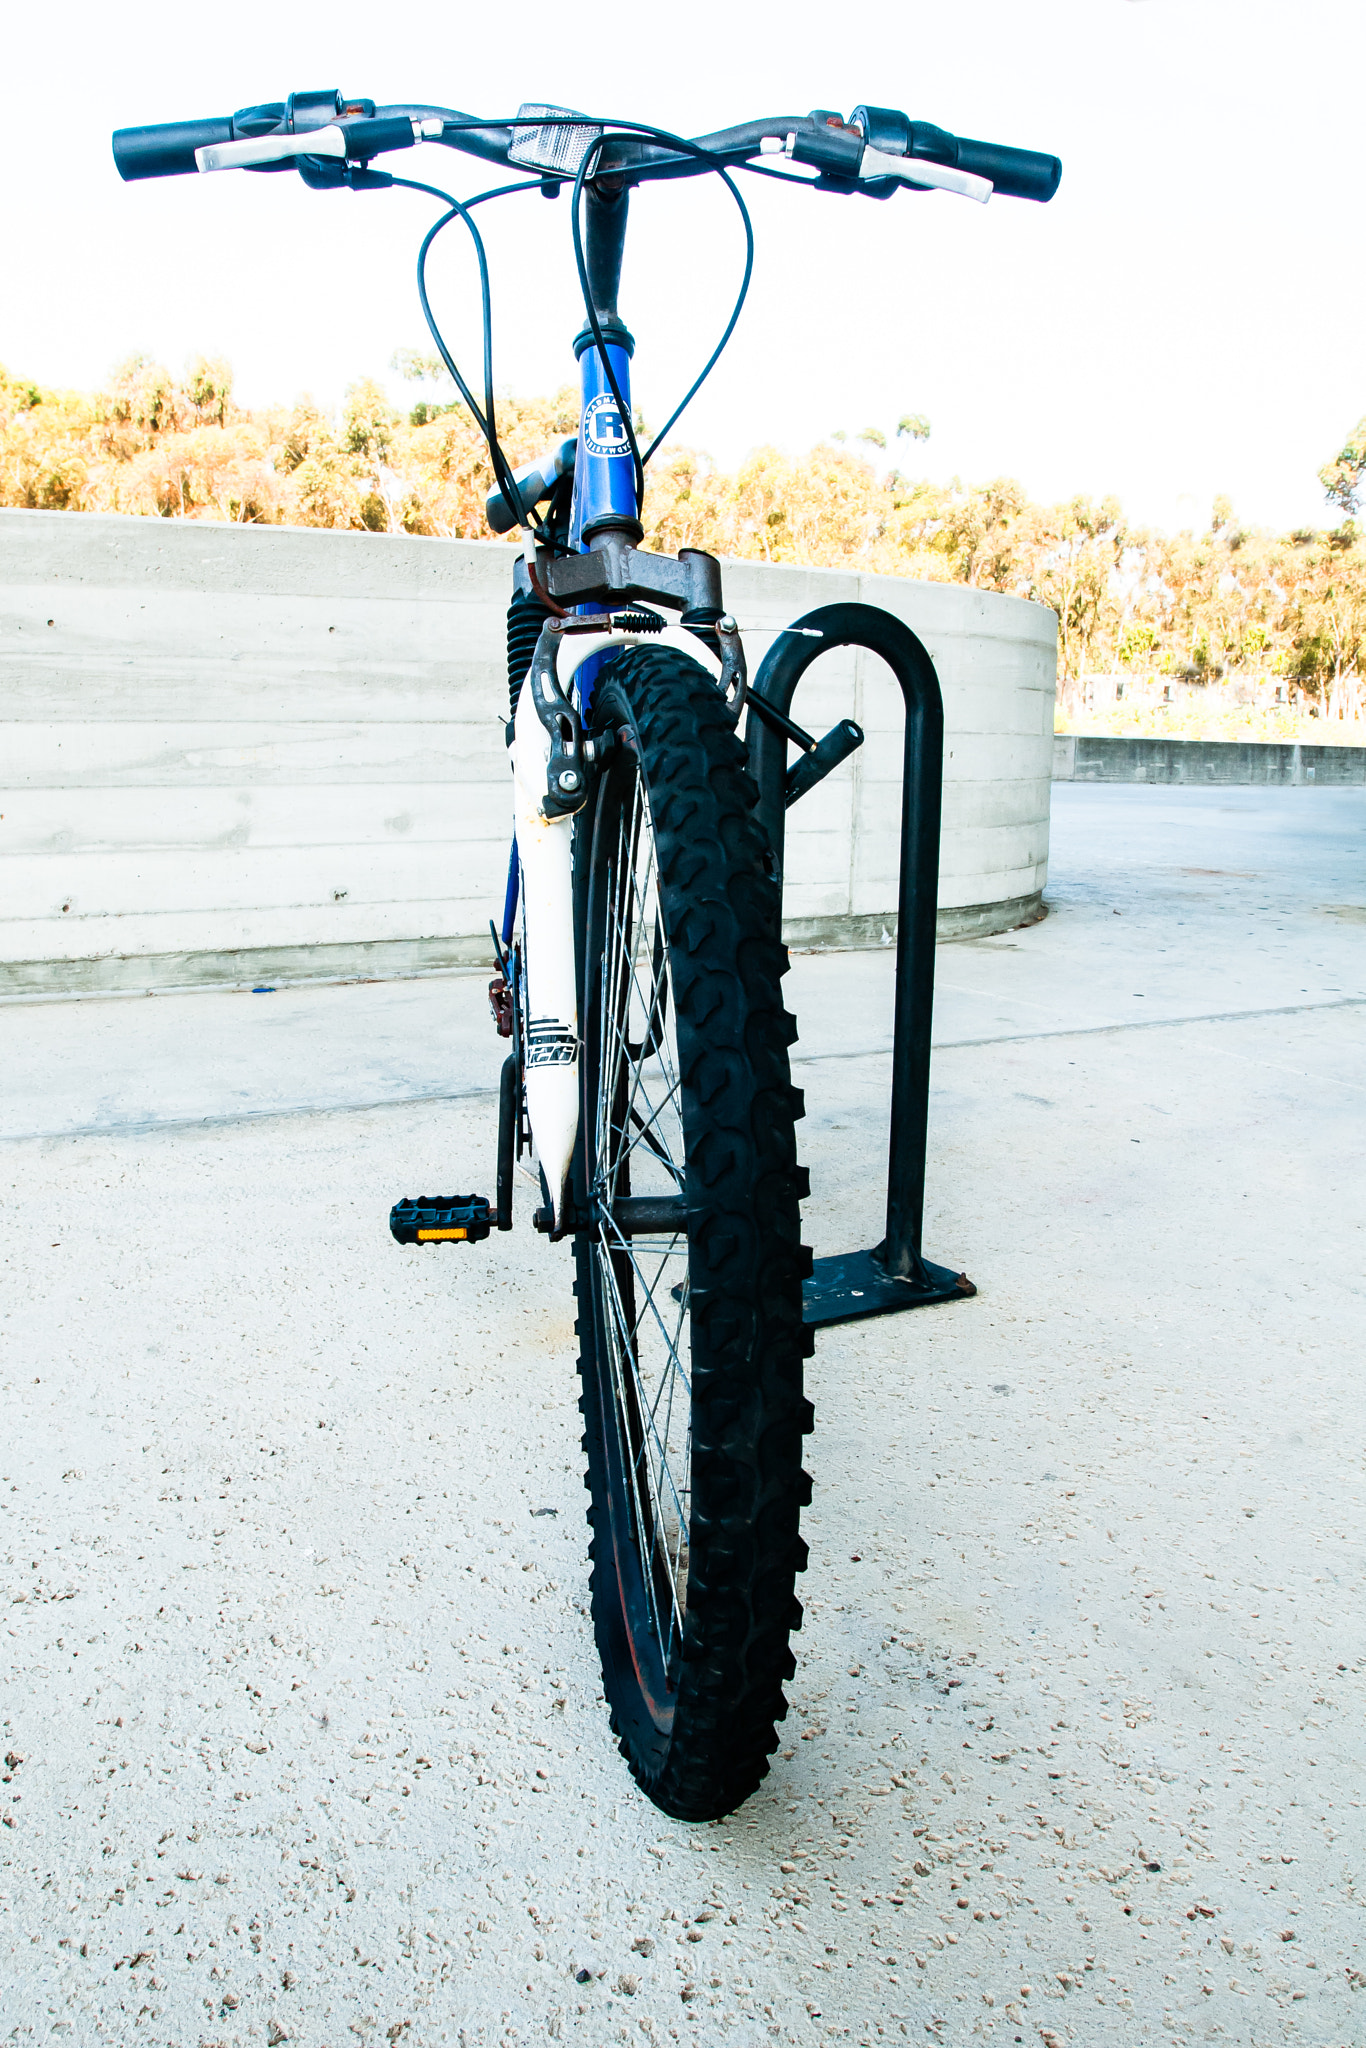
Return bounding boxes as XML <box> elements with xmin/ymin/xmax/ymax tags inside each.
<box><xmin>790</xmin><ymin>991</ymin><xmax>1366</xmax><ymax>1064</ymax></box>
<box><xmin>0</xmin><ymin>1082</ymin><xmax>501</xmax><ymax>1145</ymax></box>
<box><xmin>8</xmin><ymin>997</ymin><xmax>1362</xmax><ymax>1143</ymax></box>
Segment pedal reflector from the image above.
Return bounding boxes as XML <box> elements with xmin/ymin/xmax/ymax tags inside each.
<box><xmin>390</xmin><ymin>1195</ymin><xmax>493</xmax><ymax>1246</ymax></box>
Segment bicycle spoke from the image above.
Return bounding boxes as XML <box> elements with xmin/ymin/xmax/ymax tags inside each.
<box><xmin>589</xmin><ymin>745</ymin><xmax>693</xmax><ymax>1673</ymax></box>
<box><xmin>593</xmin><ymin>1243</ymin><xmax>673</xmax><ymax>1649</ymax></box>
<box><xmin>614</xmin><ymin>1077</ymin><xmax>684</xmax><ymax>1183</ymax></box>
<box><xmin>592</xmin><ymin>1234</ymin><xmax>689</xmax><ymax>1651</ymax></box>
<box><xmin>600</xmin><ymin>1217</ymin><xmax>692</xmax><ymax>1402</ymax></box>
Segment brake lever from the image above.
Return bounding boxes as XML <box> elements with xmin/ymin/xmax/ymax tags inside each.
<box><xmin>195</xmin><ymin>115</ymin><xmax>444</xmax><ymax>173</ymax></box>
<box><xmin>860</xmin><ymin>145</ymin><xmax>992</xmax><ymax>203</ymax></box>
<box><xmin>759</xmin><ymin>132</ymin><xmax>992</xmax><ymax>204</ymax></box>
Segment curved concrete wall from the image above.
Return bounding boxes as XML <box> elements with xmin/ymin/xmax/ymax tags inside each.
<box><xmin>0</xmin><ymin>510</ymin><xmax>1057</xmax><ymax>998</ymax></box>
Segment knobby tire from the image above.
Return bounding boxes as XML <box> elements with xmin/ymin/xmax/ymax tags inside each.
<box><xmin>571</xmin><ymin>643</ymin><xmax>814</xmax><ymax>1822</ymax></box>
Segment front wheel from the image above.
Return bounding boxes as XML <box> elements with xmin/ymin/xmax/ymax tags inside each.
<box><xmin>572</xmin><ymin>644</ymin><xmax>813</xmax><ymax>1821</ymax></box>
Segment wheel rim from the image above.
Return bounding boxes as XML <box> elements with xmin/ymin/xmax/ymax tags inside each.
<box><xmin>587</xmin><ymin>751</ymin><xmax>691</xmax><ymax>1705</ymax></box>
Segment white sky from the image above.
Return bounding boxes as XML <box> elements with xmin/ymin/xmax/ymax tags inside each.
<box><xmin>7</xmin><ymin>0</ymin><xmax>1364</xmax><ymax>534</ymax></box>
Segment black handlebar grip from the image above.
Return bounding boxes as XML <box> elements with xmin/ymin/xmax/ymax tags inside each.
<box><xmin>857</xmin><ymin>111</ymin><xmax>1061</xmax><ymax>205</ymax></box>
<box><xmin>951</xmin><ymin>135</ymin><xmax>1060</xmax><ymax>204</ymax></box>
<box><xmin>112</xmin><ymin>117</ymin><xmax>234</xmax><ymax>181</ymax></box>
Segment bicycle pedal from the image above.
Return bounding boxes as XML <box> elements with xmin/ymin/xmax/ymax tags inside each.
<box><xmin>389</xmin><ymin>1195</ymin><xmax>493</xmax><ymax>1245</ymax></box>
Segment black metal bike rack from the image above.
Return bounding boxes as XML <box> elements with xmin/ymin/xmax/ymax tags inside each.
<box><xmin>747</xmin><ymin>601</ymin><xmax>976</xmax><ymax>1329</ymax></box>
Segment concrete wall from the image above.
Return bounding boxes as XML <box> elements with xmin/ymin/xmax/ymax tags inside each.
<box><xmin>1</xmin><ymin>511</ymin><xmax>1057</xmax><ymax>998</ymax></box>
<box><xmin>1053</xmin><ymin>733</ymin><xmax>1366</xmax><ymax>785</ymax></box>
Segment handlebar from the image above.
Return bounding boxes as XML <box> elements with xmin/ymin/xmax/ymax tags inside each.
<box><xmin>112</xmin><ymin>94</ymin><xmax>1060</xmax><ymax>205</ymax></box>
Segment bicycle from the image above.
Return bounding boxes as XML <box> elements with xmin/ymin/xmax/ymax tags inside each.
<box><xmin>113</xmin><ymin>93</ymin><xmax>1060</xmax><ymax>1820</ymax></box>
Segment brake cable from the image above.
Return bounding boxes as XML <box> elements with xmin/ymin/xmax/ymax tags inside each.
<box><xmin>389</xmin><ymin>115</ymin><xmax>758</xmax><ymax>538</ymax></box>
<box><xmin>566</xmin><ymin>124</ymin><xmax>754</xmax><ymax>513</ymax></box>
<box><xmin>393</xmin><ymin>174</ymin><xmax>549</xmax><ymax>548</ymax></box>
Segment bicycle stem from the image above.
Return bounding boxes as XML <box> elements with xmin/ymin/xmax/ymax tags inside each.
<box><xmin>568</xmin><ymin>182</ymin><xmax>641</xmax><ymax>552</ymax></box>
<box><xmin>581</xmin><ymin>180</ymin><xmax>629</xmax><ymax>331</ymax></box>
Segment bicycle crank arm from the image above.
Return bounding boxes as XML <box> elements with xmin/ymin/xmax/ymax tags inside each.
<box><xmin>496</xmin><ymin>1053</ymin><xmax>517</xmax><ymax>1231</ymax></box>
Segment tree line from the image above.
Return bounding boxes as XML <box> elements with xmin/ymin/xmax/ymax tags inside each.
<box><xmin>2</xmin><ymin>354</ymin><xmax>1363</xmax><ymax>725</ymax></box>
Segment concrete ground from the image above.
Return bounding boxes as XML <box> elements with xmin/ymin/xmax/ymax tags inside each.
<box><xmin>2</xmin><ymin>784</ymin><xmax>1363</xmax><ymax>2048</ymax></box>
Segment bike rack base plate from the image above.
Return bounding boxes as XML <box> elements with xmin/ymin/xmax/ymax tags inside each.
<box><xmin>803</xmin><ymin>1248</ymin><xmax>976</xmax><ymax>1329</ymax></box>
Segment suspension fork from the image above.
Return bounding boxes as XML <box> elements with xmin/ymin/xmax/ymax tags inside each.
<box><xmin>512</xmin><ymin>174</ymin><xmax>636</xmax><ymax>1232</ymax></box>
